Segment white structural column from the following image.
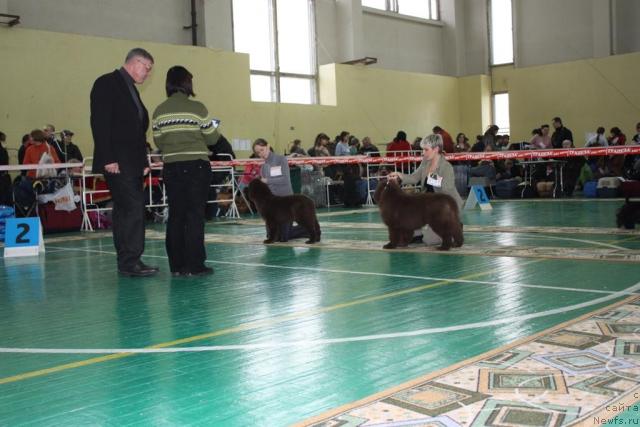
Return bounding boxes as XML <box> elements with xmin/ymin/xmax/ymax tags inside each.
<box><xmin>440</xmin><ymin>0</ymin><xmax>466</xmax><ymax>76</ymax></box>
<box><xmin>592</xmin><ymin>0</ymin><xmax>612</xmax><ymax>58</ymax></box>
<box><xmin>335</xmin><ymin>0</ymin><xmax>364</xmax><ymax>63</ymax></box>
<box><xmin>203</xmin><ymin>0</ymin><xmax>234</xmax><ymax>51</ymax></box>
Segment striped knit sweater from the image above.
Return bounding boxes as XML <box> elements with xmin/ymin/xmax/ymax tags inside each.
<box><xmin>152</xmin><ymin>92</ymin><xmax>220</xmax><ymax>163</ymax></box>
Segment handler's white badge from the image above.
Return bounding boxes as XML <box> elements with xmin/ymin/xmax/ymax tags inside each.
<box><xmin>270</xmin><ymin>166</ymin><xmax>283</xmax><ymax>177</ymax></box>
<box><xmin>426</xmin><ymin>173</ymin><xmax>443</xmax><ymax>188</ymax></box>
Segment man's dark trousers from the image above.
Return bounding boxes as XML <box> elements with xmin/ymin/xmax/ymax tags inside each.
<box><xmin>105</xmin><ymin>173</ymin><xmax>145</xmax><ymax>271</ymax></box>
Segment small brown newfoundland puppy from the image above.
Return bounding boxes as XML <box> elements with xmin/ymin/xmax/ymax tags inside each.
<box><xmin>246</xmin><ymin>179</ymin><xmax>321</xmax><ymax>244</ymax></box>
<box><xmin>374</xmin><ymin>179</ymin><xmax>463</xmax><ymax>250</ymax></box>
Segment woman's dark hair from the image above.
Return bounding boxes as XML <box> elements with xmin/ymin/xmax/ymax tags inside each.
<box><xmin>531</xmin><ymin>128</ymin><xmax>542</xmax><ymax>136</ymax></box>
<box><xmin>610</xmin><ymin>127</ymin><xmax>621</xmax><ymax>135</ymax></box>
<box><xmin>165</xmin><ymin>65</ymin><xmax>195</xmax><ymax>97</ymax></box>
<box><xmin>395</xmin><ymin>131</ymin><xmax>407</xmax><ymax>141</ymax></box>
<box><xmin>456</xmin><ymin>132</ymin><xmax>468</xmax><ymax>142</ymax></box>
<box><xmin>314</xmin><ymin>133</ymin><xmax>329</xmax><ymax>147</ymax></box>
<box><xmin>252</xmin><ymin>138</ymin><xmax>269</xmax><ymax>151</ymax></box>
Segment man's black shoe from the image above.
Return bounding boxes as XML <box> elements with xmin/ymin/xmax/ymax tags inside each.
<box><xmin>136</xmin><ymin>261</ymin><xmax>159</xmax><ymax>273</ymax></box>
<box><xmin>119</xmin><ymin>263</ymin><xmax>159</xmax><ymax>277</ymax></box>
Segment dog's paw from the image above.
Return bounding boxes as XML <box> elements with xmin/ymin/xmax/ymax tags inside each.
<box><xmin>382</xmin><ymin>242</ymin><xmax>397</xmax><ymax>250</ymax></box>
<box><xmin>263</xmin><ymin>239</ymin><xmax>275</xmax><ymax>244</ymax></box>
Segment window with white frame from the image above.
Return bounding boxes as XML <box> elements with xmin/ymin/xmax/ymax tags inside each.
<box><xmin>492</xmin><ymin>93</ymin><xmax>510</xmax><ymax>135</ymax></box>
<box><xmin>489</xmin><ymin>0</ymin><xmax>514</xmax><ymax>65</ymax></box>
<box><xmin>362</xmin><ymin>0</ymin><xmax>439</xmax><ymax>21</ymax></box>
<box><xmin>232</xmin><ymin>0</ymin><xmax>317</xmax><ymax>104</ymax></box>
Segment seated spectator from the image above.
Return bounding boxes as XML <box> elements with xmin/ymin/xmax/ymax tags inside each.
<box><xmin>470</xmin><ymin>159</ymin><xmax>497</xmax><ymax>182</ymax></box>
<box><xmin>577</xmin><ymin>162</ymin><xmax>594</xmax><ymax>190</ymax></box>
<box><xmin>471</xmin><ymin>134</ymin><xmax>485</xmax><ymax>152</ymax></box>
<box><xmin>288</xmin><ymin>139</ymin><xmax>307</xmax><ymax>156</ymax></box>
<box><xmin>18</xmin><ymin>133</ymin><xmax>33</xmax><ymax>166</ymax></box>
<box><xmin>586</xmin><ymin>127</ymin><xmax>608</xmax><ymax>147</ymax></box>
<box><xmin>608</xmin><ymin>127</ymin><xmax>626</xmax><ymax>146</ymax></box>
<box><xmin>386</xmin><ymin>131</ymin><xmax>412</xmax><ymax>156</ymax></box>
<box><xmin>23</xmin><ymin>129</ymin><xmax>61</xmax><ymax>178</ymax></box>
<box><xmin>359</xmin><ymin>136</ymin><xmax>380</xmax><ymax>173</ymax></box>
<box><xmin>387</xmin><ymin>130</ymin><xmax>412</xmax><ymax>174</ymax></box>
<box><xmin>308</xmin><ymin>133</ymin><xmax>330</xmax><ymax>157</ymax></box>
<box><xmin>529</xmin><ymin>126</ymin><xmax>551</xmax><ymax>150</ymax></box>
<box><xmin>59</xmin><ymin>130</ymin><xmax>84</xmax><ymax>163</ymax></box>
<box><xmin>496</xmin><ymin>159</ymin><xmax>522</xmax><ymax>182</ymax></box>
<box><xmin>335</xmin><ymin>134</ymin><xmax>351</xmax><ymax>156</ymax></box>
<box><xmin>411</xmin><ymin>137</ymin><xmax>422</xmax><ymax>152</ymax></box>
<box><xmin>454</xmin><ymin>133</ymin><xmax>470</xmax><ymax>152</ymax></box>
<box><xmin>0</xmin><ymin>131</ymin><xmax>11</xmax><ymax>205</ymax></box>
<box><xmin>534</xmin><ymin>164</ymin><xmax>555</xmax><ymax>198</ymax></box>
<box><xmin>632</xmin><ymin>122</ymin><xmax>640</xmax><ymax>144</ymax></box>
<box><xmin>348</xmin><ymin>136</ymin><xmax>360</xmax><ymax>155</ymax></box>
<box><xmin>495</xmin><ymin>134</ymin><xmax>509</xmax><ymax>151</ymax></box>
<box><xmin>359</xmin><ymin>136</ymin><xmax>380</xmax><ymax>156</ymax></box>
<box><xmin>501</xmin><ymin>134</ymin><xmax>510</xmax><ymax>149</ymax></box>
<box><xmin>592</xmin><ymin>157</ymin><xmax>611</xmax><ymax>180</ymax></box>
<box><xmin>331</xmin><ymin>131</ymin><xmax>350</xmax><ymax>156</ymax></box>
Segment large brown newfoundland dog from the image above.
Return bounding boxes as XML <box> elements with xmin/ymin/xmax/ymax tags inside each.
<box><xmin>246</xmin><ymin>179</ymin><xmax>321</xmax><ymax>244</ymax></box>
<box><xmin>374</xmin><ymin>179</ymin><xmax>463</xmax><ymax>250</ymax></box>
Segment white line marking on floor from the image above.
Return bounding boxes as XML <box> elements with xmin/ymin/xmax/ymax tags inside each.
<box><xmin>45</xmin><ymin>245</ymin><xmax>638</xmax><ymax>297</ymax></box>
<box><xmin>2</xmin><ymin>281</ymin><xmax>638</xmax><ymax>354</ymax></box>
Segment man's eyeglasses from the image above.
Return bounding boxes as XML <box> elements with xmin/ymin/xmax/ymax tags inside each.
<box><xmin>136</xmin><ymin>59</ymin><xmax>153</xmax><ymax>72</ymax></box>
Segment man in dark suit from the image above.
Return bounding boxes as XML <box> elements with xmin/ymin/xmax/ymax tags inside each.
<box><xmin>90</xmin><ymin>48</ymin><xmax>159</xmax><ymax>277</ymax></box>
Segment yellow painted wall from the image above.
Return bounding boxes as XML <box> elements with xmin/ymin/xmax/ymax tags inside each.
<box><xmin>0</xmin><ymin>27</ymin><xmax>471</xmax><ymax>161</ymax></box>
<box><xmin>458</xmin><ymin>74</ymin><xmax>492</xmax><ymax>141</ymax></box>
<box><xmin>492</xmin><ymin>54</ymin><xmax>640</xmax><ymax>145</ymax></box>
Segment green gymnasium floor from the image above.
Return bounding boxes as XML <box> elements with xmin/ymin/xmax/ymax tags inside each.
<box><xmin>1</xmin><ymin>199</ymin><xmax>640</xmax><ymax>426</ymax></box>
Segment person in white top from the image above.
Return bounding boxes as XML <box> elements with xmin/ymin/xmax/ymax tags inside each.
<box><xmin>585</xmin><ymin>127</ymin><xmax>608</xmax><ymax>147</ymax></box>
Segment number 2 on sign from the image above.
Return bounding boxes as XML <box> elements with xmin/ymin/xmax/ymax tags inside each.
<box><xmin>475</xmin><ymin>187</ymin><xmax>488</xmax><ymax>203</ymax></box>
<box><xmin>16</xmin><ymin>223</ymin><xmax>30</xmax><ymax>244</ymax></box>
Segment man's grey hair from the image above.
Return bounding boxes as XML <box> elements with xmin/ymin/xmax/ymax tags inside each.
<box><xmin>125</xmin><ymin>48</ymin><xmax>154</xmax><ymax>64</ymax></box>
<box><xmin>420</xmin><ymin>133</ymin><xmax>443</xmax><ymax>151</ymax></box>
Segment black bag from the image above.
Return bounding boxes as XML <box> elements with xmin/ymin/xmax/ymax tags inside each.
<box><xmin>495</xmin><ymin>179</ymin><xmax>519</xmax><ymax>199</ymax></box>
<box><xmin>519</xmin><ymin>183</ymin><xmax>536</xmax><ymax>198</ymax></box>
<box><xmin>12</xmin><ymin>176</ymin><xmax>37</xmax><ymax>217</ymax></box>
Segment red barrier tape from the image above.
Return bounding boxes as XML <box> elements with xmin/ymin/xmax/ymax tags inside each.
<box><xmin>209</xmin><ymin>146</ymin><xmax>640</xmax><ymax>167</ymax></box>
<box><xmin>2</xmin><ymin>146</ymin><xmax>638</xmax><ymax>171</ymax></box>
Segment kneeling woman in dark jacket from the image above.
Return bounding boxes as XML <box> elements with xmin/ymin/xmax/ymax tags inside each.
<box><xmin>152</xmin><ymin>66</ymin><xmax>220</xmax><ymax>276</ymax></box>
